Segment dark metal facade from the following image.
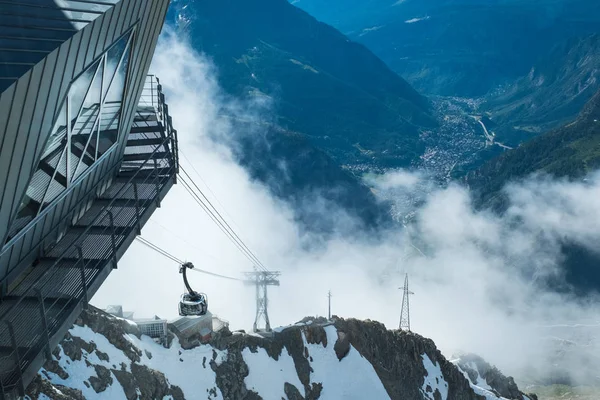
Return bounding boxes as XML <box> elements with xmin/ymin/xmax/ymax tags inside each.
<box><xmin>0</xmin><ymin>1</ymin><xmax>177</xmax><ymax>396</ymax></box>
<box><xmin>0</xmin><ymin>75</ymin><xmax>178</xmax><ymax>397</ymax></box>
<box><xmin>0</xmin><ymin>0</ymin><xmax>170</xmax><ymax>289</ymax></box>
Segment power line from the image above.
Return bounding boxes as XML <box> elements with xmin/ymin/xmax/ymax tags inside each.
<box><xmin>135</xmin><ymin>236</ymin><xmax>242</xmax><ymax>281</ymax></box>
<box><xmin>178</xmin><ymin>170</ymin><xmax>268</xmax><ymax>271</ymax></box>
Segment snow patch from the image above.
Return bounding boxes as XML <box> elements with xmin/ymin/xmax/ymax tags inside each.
<box><xmin>405</xmin><ymin>16</ymin><xmax>431</xmax><ymax>24</ymax></box>
<box><xmin>43</xmin><ymin>324</ymin><xmax>225</xmax><ymax>400</ymax></box>
<box><xmin>301</xmin><ymin>325</ymin><xmax>390</xmax><ymax>399</ymax></box>
<box><xmin>469</xmin><ymin>384</ymin><xmax>509</xmax><ymax>400</ymax></box>
<box><xmin>70</xmin><ymin>325</ymin><xmax>132</xmax><ymax>371</ymax></box>
<box><xmin>242</xmin><ymin>346</ymin><xmax>305</xmax><ymax>399</ymax></box>
<box><xmin>453</xmin><ymin>362</ymin><xmax>509</xmax><ymax>400</ymax></box>
<box><xmin>359</xmin><ymin>25</ymin><xmax>384</xmax><ymax>37</ymax></box>
<box><xmin>127</xmin><ymin>334</ymin><xmax>225</xmax><ymax>399</ymax></box>
<box><xmin>421</xmin><ymin>354</ymin><xmax>448</xmax><ymax>400</ymax></box>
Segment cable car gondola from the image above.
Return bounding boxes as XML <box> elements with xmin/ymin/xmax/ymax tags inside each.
<box><xmin>178</xmin><ymin>262</ymin><xmax>208</xmax><ymax>316</ymax></box>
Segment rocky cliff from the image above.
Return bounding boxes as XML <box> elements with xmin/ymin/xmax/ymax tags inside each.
<box><xmin>26</xmin><ymin>308</ymin><xmax>536</xmax><ymax>400</ymax></box>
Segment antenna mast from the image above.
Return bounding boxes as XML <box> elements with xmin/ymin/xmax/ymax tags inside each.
<box><xmin>399</xmin><ymin>273</ymin><xmax>414</xmax><ymax>331</ymax></box>
<box><xmin>327</xmin><ymin>290</ymin><xmax>332</xmax><ymax>320</ymax></box>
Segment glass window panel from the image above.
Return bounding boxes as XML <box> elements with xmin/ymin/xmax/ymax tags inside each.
<box><xmin>41</xmin><ymin>101</ymin><xmax>67</xmax><ymax>159</ymax></box>
<box><xmin>80</xmin><ymin>60</ymin><xmax>103</xmax><ymax>118</ymax></box>
<box><xmin>69</xmin><ymin>59</ymin><xmax>100</xmax><ymax>127</ymax></box>
<box><xmin>7</xmin><ymin>29</ymin><xmax>131</xmax><ymax>242</ymax></box>
<box><xmin>72</xmin><ymin>123</ymin><xmax>98</xmax><ymax>180</ymax></box>
<box><xmin>98</xmin><ymin>36</ymin><xmax>131</xmax><ymax>155</ymax></box>
<box><xmin>102</xmin><ymin>33</ymin><xmax>130</xmax><ymax>102</ymax></box>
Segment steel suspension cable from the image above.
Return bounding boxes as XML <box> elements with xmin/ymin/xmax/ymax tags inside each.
<box><xmin>179</xmin><ymin>166</ymin><xmax>268</xmax><ymax>271</ymax></box>
<box><xmin>180</xmin><ymin>150</ymin><xmax>244</xmax><ymax>233</ymax></box>
<box><xmin>135</xmin><ymin>236</ymin><xmax>242</xmax><ymax>281</ymax></box>
<box><xmin>178</xmin><ymin>172</ymin><xmax>268</xmax><ymax>271</ymax></box>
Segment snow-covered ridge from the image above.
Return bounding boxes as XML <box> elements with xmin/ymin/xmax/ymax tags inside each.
<box><xmin>26</xmin><ymin>308</ymin><xmax>536</xmax><ymax>400</ymax></box>
<box><xmin>453</xmin><ymin>354</ymin><xmax>537</xmax><ymax>400</ymax></box>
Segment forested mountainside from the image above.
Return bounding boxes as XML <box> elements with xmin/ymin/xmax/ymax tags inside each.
<box><xmin>293</xmin><ymin>0</ymin><xmax>600</xmax><ymax>97</ymax></box>
<box><xmin>164</xmin><ymin>0</ymin><xmax>444</xmax><ymax>231</ymax></box>
<box><xmin>468</xmin><ymin>89</ymin><xmax>600</xmax><ymax>209</ymax></box>
<box><xmin>169</xmin><ymin>0</ymin><xmax>435</xmax><ymax>169</ymax></box>
<box><xmin>468</xmin><ymin>89</ymin><xmax>600</xmax><ymax>292</ymax></box>
<box><xmin>483</xmin><ymin>33</ymin><xmax>600</xmax><ymax>145</ymax></box>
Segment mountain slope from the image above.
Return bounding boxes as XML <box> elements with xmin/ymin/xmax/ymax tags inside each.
<box><xmin>483</xmin><ymin>34</ymin><xmax>600</xmax><ymax>143</ymax></box>
<box><xmin>27</xmin><ymin>307</ymin><xmax>536</xmax><ymax>400</ymax></box>
<box><xmin>468</xmin><ymin>89</ymin><xmax>600</xmax><ymax>208</ymax></box>
<box><xmin>467</xmin><ymin>89</ymin><xmax>600</xmax><ymax>292</ymax></box>
<box><xmin>168</xmin><ymin>0</ymin><xmax>435</xmax><ymax>169</ymax></box>
<box><xmin>293</xmin><ymin>0</ymin><xmax>600</xmax><ymax>97</ymax></box>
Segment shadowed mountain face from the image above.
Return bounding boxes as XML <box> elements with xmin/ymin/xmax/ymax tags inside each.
<box><xmin>164</xmin><ymin>0</ymin><xmax>444</xmax><ymax>232</ymax></box>
<box><xmin>168</xmin><ymin>0</ymin><xmax>435</xmax><ymax>170</ymax></box>
<box><xmin>468</xmin><ymin>89</ymin><xmax>600</xmax><ymax>292</ymax></box>
<box><xmin>483</xmin><ymin>34</ymin><xmax>600</xmax><ymax>145</ymax></box>
<box><xmin>293</xmin><ymin>0</ymin><xmax>600</xmax><ymax>97</ymax></box>
<box><xmin>468</xmin><ymin>89</ymin><xmax>600</xmax><ymax>208</ymax></box>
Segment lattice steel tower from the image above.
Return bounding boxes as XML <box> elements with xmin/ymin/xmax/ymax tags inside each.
<box><xmin>399</xmin><ymin>273</ymin><xmax>414</xmax><ymax>331</ymax></box>
<box><xmin>244</xmin><ymin>270</ymin><xmax>280</xmax><ymax>332</ymax></box>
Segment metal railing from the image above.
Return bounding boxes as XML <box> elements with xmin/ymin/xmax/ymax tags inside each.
<box><xmin>0</xmin><ymin>76</ymin><xmax>179</xmax><ymax>396</ymax></box>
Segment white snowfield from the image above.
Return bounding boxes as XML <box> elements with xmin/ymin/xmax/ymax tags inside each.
<box><xmin>300</xmin><ymin>325</ymin><xmax>390</xmax><ymax>400</ymax></box>
<box><xmin>242</xmin><ymin>346</ymin><xmax>305</xmax><ymax>399</ymax></box>
<box><xmin>40</xmin><ymin>322</ymin><xmax>472</xmax><ymax>400</ymax></box>
<box><xmin>420</xmin><ymin>354</ymin><xmax>449</xmax><ymax>400</ymax></box>
<box><xmin>41</xmin><ymin>325</ymin><xmax>227</xmax><ymax>400</ymax></box>
<box><xmin>452</xmin><ymin>359</ymin><xmax>512</xmax><ymax>400</ymax></box>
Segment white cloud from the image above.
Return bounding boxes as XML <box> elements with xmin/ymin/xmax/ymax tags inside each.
<box><xmin>93</xmin><ymin>29</ymin><xmax>600</xmax><ymax>385</ymax></box>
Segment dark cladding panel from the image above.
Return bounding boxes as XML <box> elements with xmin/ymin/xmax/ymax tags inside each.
<box><xmin>0</xmin><ymin>84</ymin><xmax>16</xmax><ymax>193</ymax></box>
<box><xmin>27</xmin><ymin>50</ymin><xmax>58</xmax><ymax>164</ymax></box>
<box><xmin>0</xmin><ymin>0</ymin><xmax>172</xmax><ymax>283</ymax></box>
<box><xmin>74</xmin><ymin>18</ymin><xmax>93</xmax><ymax>74</ymax></box>
<box><xmin>0</xmin><ymin>0</ymin><xmax>124</xmax><ymax>92</ymax></box>
<box><xmin>94</xmin><ymin>11</ymin><xmax>113</xmax><ymax>60</ymax></box>
<box><xmin>116</xmin><ymin>0</ymin><xmax>169</xmax><ymax>156</ymax></box>
<box><xmin>0</xmin><ymin>71</ymin><xmax>31</xmax><ymax>240</ymax></box>
<box><xmin>5</xmin><ymin>60</ymin><xmax>46</xmax><ymax>227</ymax></box>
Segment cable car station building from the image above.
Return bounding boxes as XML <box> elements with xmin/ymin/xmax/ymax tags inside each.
<box><xmin>0</xmin><ymin>1</ymin><xmax>177</xmax><ymax>396</ymax></box>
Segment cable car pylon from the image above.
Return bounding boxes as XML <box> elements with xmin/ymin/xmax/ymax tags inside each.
<box><xmin>244</xmin><ymin>269</ymin><xmax>280</xmax><ymax>332</ymax></box>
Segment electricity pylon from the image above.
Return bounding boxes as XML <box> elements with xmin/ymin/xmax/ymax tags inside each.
<box><xmin>399</xmin><ymin>273</ymin><xmax>414</xmax><ymax>331</ymax></box>
<box><xmin>244</xmin><ymin>270</ymin><xmax>280</xmax><ymax>332</ymax></box>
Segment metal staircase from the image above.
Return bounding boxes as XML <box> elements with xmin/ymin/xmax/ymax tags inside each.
<box><xmin>0</xmin><ymin>76</ymin><xmax>178</xmax><ymax>397</ymax></box>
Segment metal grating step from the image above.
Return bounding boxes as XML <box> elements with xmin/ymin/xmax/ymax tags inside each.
<box><xmin>123</xmin><ymin>152</ymin><xmax>169</xmax><ymax>162</ymax></box>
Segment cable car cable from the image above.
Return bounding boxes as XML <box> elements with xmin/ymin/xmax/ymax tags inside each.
<box><xmin>179</xmin><ymin>167</ymin><xmax>268</xmax><ymax>271</ymax></box>
<box><xmin>135</xmin><ymin>236</ymin><xmax>243</xmax><ymax>281</ymax></box>
<box><xmin>179</xmin><ymin>151</ymin><xmax>245</xmax><ymax>234</ymax></box>
<box><xmin>178</xmin><ymin>174</ymin><xmax>268</xmax><ymax>271</ymax></box>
